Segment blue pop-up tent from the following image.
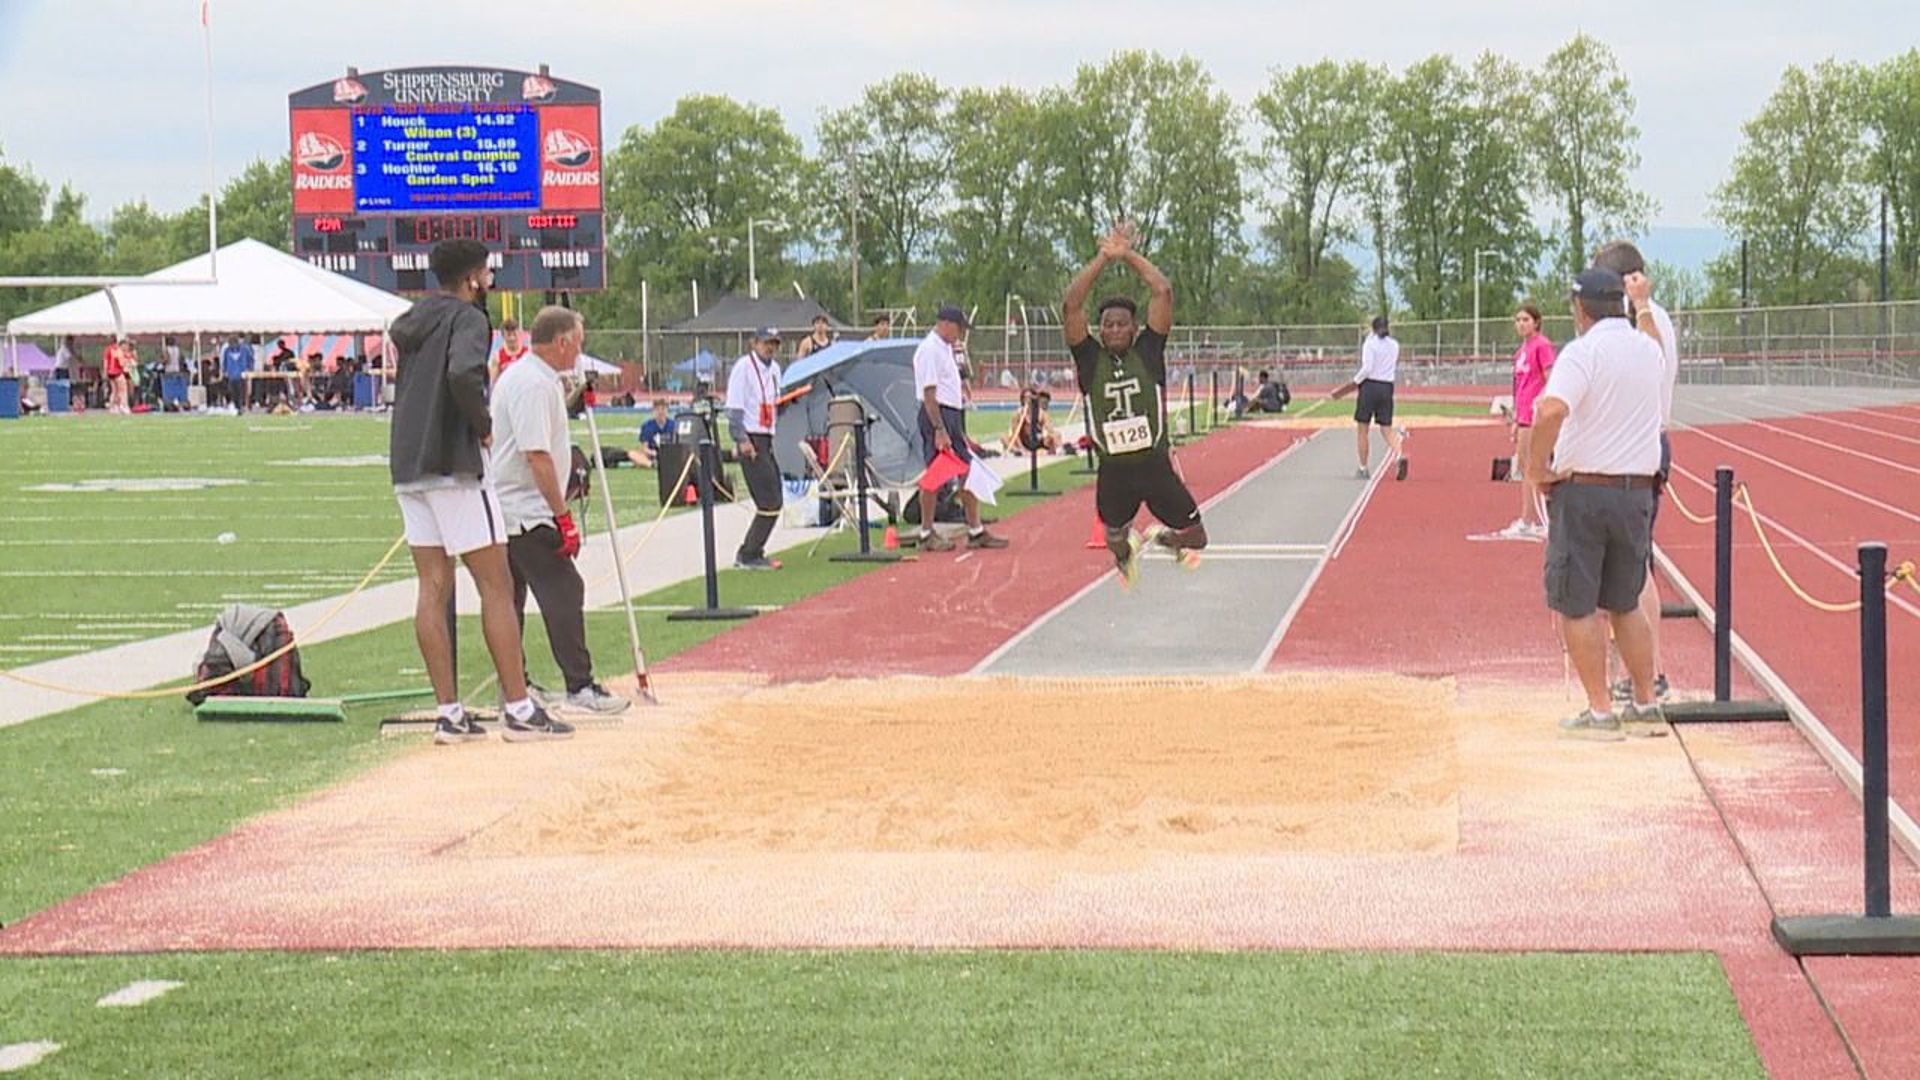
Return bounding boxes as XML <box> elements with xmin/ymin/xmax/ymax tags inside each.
<box><xmin>775</xmin><ymin>338</ymin><xmax>921</xmax><ymax>483</ymax></box>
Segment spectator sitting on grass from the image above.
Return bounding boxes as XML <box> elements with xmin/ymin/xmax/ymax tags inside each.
<box><xmin>1247</xmin><ymin>370</ymin><xmax>1289</xmax><ymax>413</ymax></box>
<box><xmin>1002</xmin><ymin>388</ymin><xmax>1063</xmax><ymax>455</ymax></box>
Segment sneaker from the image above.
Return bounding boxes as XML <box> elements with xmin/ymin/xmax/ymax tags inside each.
<box><xmin>1495</xmin><ymin>519</ymin><xmax>1531</xmax><ymax>540</ymax></box>
<box><xmin>1558</xmin><ymin>709</ymin><xmax>1625</xmax><ymax>742</ymax></box>
<box><xmin>1117</xmin><ymin>529</ymin><xmax>1144</xmax><ymax>590</ymax></box>
<box><xmin>433</xmin><ymin>715</ymin><xmax>485</xmax><ymax>745</ymax></box>
<box><xmin>967</xmin><ymin>530</ymin><xmax>1009</xmax><ymax>550</ymax></box>
<box><xmin>1395</xmin><ymin>457</ymin><xmax>1409</xmax><ymax>481</ymax></box>
<box><xmin>1622</xmin><ymin>701</ymin><xmax>1670</xmax><ymax>739</ymax></box>
<box><xmin>1610</xmin><ymin>674</ymin><xmax>1672</xmax><ymax>703</ymax></box>
<box><xmin>1354</xmin><ymin>467</ymin><xmax>1371</xmax><ymax>479</ymax></box>
<box><xmin>564</xmin><ymin>682</ymin><xmax>630</xmax><ymax>714</ymax></box>
<box><xmin>1523</xmin><ymin>522</ymin><xmax>1550</xmax><ymax>540</ymax></box>
<box><xmin>503</xmin><ymin>704</ymin><xmax>574</xmax><ymax>742</ymax></box>
<box><xmin>733</xmin><ymin>556</ymin><xmax>781</xmax><ymax>571</ymax></box>
<box><xmin>920</xmin><ymin>530</ymin><xmax>956</xmax><ymax>552</ymax></box>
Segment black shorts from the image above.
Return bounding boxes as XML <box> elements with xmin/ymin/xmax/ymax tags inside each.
<box><xmin>1097</xmin><ymin>450</ymin><xmax>1201</xmax><ymax>531</ymax></box>
<box><xmin>917</xmin><ymin>405</ymin><xmax>972</xmax><ymax>465</ymax></box>
<box><xmin>1544</xmin><ymin>481</ymin><xmax>1655</xmax><ymax>618</ymax></box>
<box><xmin>1354</xmin><ymin>380</ymin><xmax>1395</xmax><ymax>426</ymax></box>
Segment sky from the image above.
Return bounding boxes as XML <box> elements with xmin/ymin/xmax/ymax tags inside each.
<box><xmin>0</xmin><ymin>0</ymin><xmax>1914</xmax><ymax>230</ymax></box>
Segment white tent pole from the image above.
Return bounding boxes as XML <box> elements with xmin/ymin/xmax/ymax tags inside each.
<box><xmin>202</xmin><ymin>0</ymin><xmax>218</xmax><ymax>280</ymax></box>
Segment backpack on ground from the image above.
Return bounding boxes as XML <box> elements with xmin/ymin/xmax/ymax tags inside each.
<box><xmin>185</xmin><ymin>604</ymin><xmax>312</xmax><ymax>705</ymax></box>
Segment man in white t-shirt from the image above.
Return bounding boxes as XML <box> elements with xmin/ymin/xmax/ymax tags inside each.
<box><xmin>724</xmin><ymin>327</ymin><xmax>787</xmax><ymax>570</ymax></box>
<box><xmin>1329</xmin><ymin>315</ymin><xmax>1409</xmax><ymax>479</ymax></box>
<box><xmin>1593</xmin><ymin>241</ymin><xmax>1679</xmax><ymax>705</ymax></box>
<box><xmin>911</xmin><ymin>306</ymin><xmax>1007</xmax><ymax>552</ymax></box>
<box><xmin>1526</xmin><ymin>266</ymin><xmax>1667</xmax><ymax>741</ymax></box>
<box><xmin>491</xmin><ymin>305</ymin><xmax>625</xmax><ymax>719</ymax></box>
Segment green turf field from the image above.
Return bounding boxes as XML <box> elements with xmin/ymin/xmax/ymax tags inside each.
<box><xmin>0</xmin><ymin>950</ymin><xmax>1761</xmax><ymax>1078</ymax></box>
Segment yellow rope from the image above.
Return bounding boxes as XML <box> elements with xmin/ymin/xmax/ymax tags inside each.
<box><xmin>1731</xmin><ymin>484</ymin><xmax>1917</xmax><ymax>615</ymax></box>
<box><xmin>1663</xmin><ymin>477</ymin><xmax>1716</xmax><ymax>526</ymax></box>
<box><xmin>0</xmin><ymin>535</ymin><xmax>409</xmax><ymax>701</ymax></box>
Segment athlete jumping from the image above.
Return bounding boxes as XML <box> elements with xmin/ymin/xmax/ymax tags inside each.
<box><xmin>1062</xmin><ymin>221</ymin><xmax>1208</xmax><ymax>586</ymax></box>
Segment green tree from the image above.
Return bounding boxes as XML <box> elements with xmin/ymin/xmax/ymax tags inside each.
<box><xmin>1532</xmin><ymin>34</ymin><xmax>1654</xmax><ymax>274</ymax></box>
<box><xmin>595</xmin><ymin>95</ymin><xmax>810</xmax><ymax>327</ymax></box>
<box><xmin>1710</xmin><ymin>60</ymin><xmax>1874</xmax><ymax>304</ymax></box>
<box><xmin>0</xmin><ymin>148</ymin><xmax>48</xmax><ymax>240</ymax></box>
<box><xmin>1250</xmin><ymin>61</ymin><xmax>1381</xmax><ymax>321</ymax></box>
<box><xmin>1044</xmin><ymin>51</ymin><xmax>1244</xmax><ymax>320</ymax></box>
<box><xmin>103</xmin><ymin>200</ymin><xmax>179</xmax><ymax>273</ymax></box>
<box><xmin>0</xmin><ymin>185</ymin><xmax>105</xmax><ymax>323</ymax></box>
<box><xmin>218</xmin><ymin>156</ymin><xmax>293</xmax><ymax>248</ymax></box>
<box><xmin>932</xmin><ymin>87</ymin><xmax>1063</xmax><ymax>316</ymax></box>
<box><xmin>818</xmin><ymin>74</ymin><xmax>952</xmax><ymax>309</ymax></box>
<box><xmin>1864</xmin><ymin>50</ymin><xmax>1920</xmax><ymax>297</ymax></box>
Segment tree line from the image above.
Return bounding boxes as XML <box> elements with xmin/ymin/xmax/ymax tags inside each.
<box><xmin>2</xmin><ymin>40</ymin><xmax>1916</xmax><ymax>330</ymax></box>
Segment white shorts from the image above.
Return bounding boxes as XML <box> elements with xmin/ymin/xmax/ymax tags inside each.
<box><xmin>395</xmin><ymin>480</ymin><xmax>506</xmax><ymax>557</ymax></box>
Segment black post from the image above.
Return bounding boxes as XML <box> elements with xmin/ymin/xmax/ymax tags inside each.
<box><xmin>1209</xmin><ymin>370</ymin><xmax>1219</xmax><ymax>430</ymax></box>
<box><xmin>668</xmin><ymin>417</ymin><xmax>756</xmax><ymax>621</ymax></box>
<box><xmin>832</xmin><ymin>421</ymin><xmax>901</xmax><ymax>563</ymax></box>
<box><xmin>1861</xmin><ymin>542</ymin><xmax>1891</xmax><ymax>918</ymax></box>
<box><xmin>1186</xmin><ymin>371</ymin><xmax>1196</xmax><ymax>439</ymax></box>
<box><xmin>1714</xmin><ymin>466</ymin><xmax>1734</xmax><ymax>702</ymax></box>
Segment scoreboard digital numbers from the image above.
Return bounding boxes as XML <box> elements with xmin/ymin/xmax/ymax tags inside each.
<box><xmin>289</xmin><ymin>66</ymin><xmax>604</xmax><ymax>293</ymax></box>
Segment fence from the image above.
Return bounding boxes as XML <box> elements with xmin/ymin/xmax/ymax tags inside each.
<box><xmin>582</xmin><ymin>299</ymin><xmax>1920</xmax><ymax>399</ymax></box>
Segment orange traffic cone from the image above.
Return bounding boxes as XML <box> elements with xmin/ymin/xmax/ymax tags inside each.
<box><xmin>1084</xmin><ymin>515</ymin><xmax>1106</xmax><ymax>549</ymax></box>
<box><xmin>882</xmin><ymin>524</ymin><xmax>900</xmax><ymax>550</ymax></box>
<box><xmin>682</xmin><ymin>484</ymin><xmax>698</xmax><ymax>506</ymax></box>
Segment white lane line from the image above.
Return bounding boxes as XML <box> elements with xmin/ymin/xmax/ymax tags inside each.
<box><xmin>1668</xmin><ymin>463</ymin><xmax>1920</xmax><ymax>622</ymax></box>
<box><xmin>1795</xmin><ymin>410</ymin><xmax>1920</xmax><ymax>448</ymax></box>
<box><xmin>1328</xmin><ymin>451</ymin><xmax>1398</xmax><ymax>561</ymax></box>
<box><xmin>1673</xmin><ymin>422</ymin><xmax>1920</xmax><ymax>527</ymax></box>
<box><xmin>1141</xmin><ymin>551</ymin><xmax>1322</xmax><ymax>562</ymax></box>
<box><xmin>1256</xmin><ymin>449</ymin><xmax>1403</xmax><ymax>671</ymax></box>
<box><xmin>968</xmin><ymin>431</ymin><xmax>1322</xmax><ymax>675</ymax></box>
<box><xmin>0</xmin><ymin>1042</ymin><xmax>61</xmax><ymax>1072</ymax></box>
<box><xmin>1653</xmin><ymin>543</ymin><xmax>1920</xmax><ymax>864</ymax></box>
<box><xmin>97</xmin><ymin>980</ymin><xmax>185</xmax><ymax>1008</ymax></box>
<box><xmin>1685</xmin><ymin>400</ymin><xmax>1920</xmax><ymax>477</ymax></box>
<box><xmin>1853</xmin><ymin>404</ymin><xmax>1920</xmax><ymax>427</ymax></box>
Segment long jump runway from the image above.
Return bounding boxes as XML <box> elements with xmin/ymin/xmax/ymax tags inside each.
<box><xmin>977</xmin><ymin>429</ymin><xmax>1373</xmax><ymax>675</ymax></box>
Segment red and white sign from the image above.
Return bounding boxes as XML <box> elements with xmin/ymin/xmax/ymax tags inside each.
<box><xmin>290</xmin><ymin>108</ymin><xmax>354</xmax><ymax>214</ymax></box>
<box><xmin>538</xmin><ymin>104</ymin><xmax>602</xmax><ymax>211</ymax></box>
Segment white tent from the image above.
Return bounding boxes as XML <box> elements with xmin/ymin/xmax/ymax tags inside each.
<box><xmin>4</xmin><ymin>238</ymin><xmax>412</xmax><ymax>337</ymax></box>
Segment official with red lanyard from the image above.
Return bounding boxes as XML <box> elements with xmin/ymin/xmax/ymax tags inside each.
<box><xmin>724</xmin><ymin>327</ymin><xmax>786</xmax><ymax>571</ymax></box>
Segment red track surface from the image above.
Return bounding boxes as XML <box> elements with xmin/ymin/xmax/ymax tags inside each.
<box><xmin>662</xmin><ymin>424</ymin><xmax>1299</xmax><ymax>678</ymax></box>
<box><xmin>1269</xmin><ymin>420</ymin><xmax>1920</xmax><ymax>1079</ymax></box>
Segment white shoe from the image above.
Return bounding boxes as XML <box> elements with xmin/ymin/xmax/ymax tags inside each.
<box><xmin>564</xmin><ymin>682</ymin><xmax>630</xmax><ymax>714</ymax></box>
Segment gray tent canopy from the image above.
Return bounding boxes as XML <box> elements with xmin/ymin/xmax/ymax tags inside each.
<box><xmin>773</xmin><ymin>339</ymin><xmax>923</xmax><ymax>484</ymax></box>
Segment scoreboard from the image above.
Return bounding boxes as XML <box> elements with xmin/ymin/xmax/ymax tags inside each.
<box><xmin>289</xmin><ymin>66</ymin><xmax>604</xmax><ymax>293</ymax></box>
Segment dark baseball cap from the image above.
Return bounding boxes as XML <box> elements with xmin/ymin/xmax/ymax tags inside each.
<box><xmin>1571</xmin><ymin>266</ymin><xmax>1625</xmax><ymax>300</ymax></box>
<box><xmin>752</xmin><ymin>326</ymin><xmax>782</xmax><ymax>341</ymax></box>
<box><xmin>935</xmin><ymin>305</ymin><xmax>970</xmax><ymax>328</ymax></box>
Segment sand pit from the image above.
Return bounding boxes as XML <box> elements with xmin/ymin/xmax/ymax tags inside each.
<box><xmin>470</xmin><ymin>673</ymin><xmax>1461</xmax><ymax>859</ymax></box>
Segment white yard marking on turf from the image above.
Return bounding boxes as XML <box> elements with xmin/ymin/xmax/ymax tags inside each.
<box><xmin>0</xmin><ymin>645</ymin><xmax>97</xmax><ymax>654</ymax></box>
<box><xmin>0</xmin><ymin>1042</ymin><xmax>61</xmax><ymax>1072</ymax></box>
<box><xmin>268</xmin><ymin>455</ymin><xmax>388</xmax><ymax>467</ymax></box>
<box><xmin>96</xmin><ymin>981</ymin><xmax>185</xmax><ymax>1008</ymax></box>
<box><xmin>21</xmin><ymin>478</ymin><xmax>249</xmax><ymax>494</ymax></box>
<box><xmin>969</xmin><ymin>432</ymin><xmax>1322</xmax><ymax>675</ymax></box>
<box><xmin>91</xmin><ymin>768</ymin><xmax>127</xmax><ymax>777</ymax></box>
<box><xmin>20</xmin><ymin>634</ymin><xmax>143</xmax><ymax>643</ymax></box>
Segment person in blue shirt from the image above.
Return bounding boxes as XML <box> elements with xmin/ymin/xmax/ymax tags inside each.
<box><xmin>219</xmin><ymin>336</ymin><xmax>253</xmax><ymax>410</ymax></box>
<box><xmin>615</xmin><ymin>398</ymin><xmax>674</xmax><ymax>468</ymax></box>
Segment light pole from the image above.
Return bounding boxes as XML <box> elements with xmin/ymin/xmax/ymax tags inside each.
<box><xmin>1005</xmin><ymin>293</ymin><xmax>1025</xmax><ymax>386</ymax></box>
<box><xmin>747</xmin><ymin>217</ymin><xmax>782</xmax><ymax>300</ymax></box>
<box><xmin>1473</xmin><ymin>249</ymin><xmax>1502</xmax><ymax>361</ymax></box>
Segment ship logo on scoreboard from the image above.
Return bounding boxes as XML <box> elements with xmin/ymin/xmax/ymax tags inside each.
<box><xmin>332</xmin><ymin>77</ymin><xmax>367</xmax><ymax>104</ymax></box>
<box><xmin>543</xmin><ymin>129</ymin><xmax>595</xmax><ymax>169</ymax></box>
<box><xmin>296</xmin><ymin>131</ymin><xmax>347</xmax><ymax>173</ymax></box>
<box><xmin>522</xmin><ymin>74</ymin><xmax>557</xmax><ymax>103</ymax></box>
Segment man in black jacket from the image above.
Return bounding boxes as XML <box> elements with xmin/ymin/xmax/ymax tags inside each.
<box><xmin>389</xmin><ymin>239</ymin><xmax>569</xmax><ymax>745</ymax></box>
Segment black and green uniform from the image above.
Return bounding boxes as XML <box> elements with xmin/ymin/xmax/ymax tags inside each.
<box><xmin>1070</xmin><ymin>327</ymin><xmax>1201</xmax><ymax>531</ymax></box>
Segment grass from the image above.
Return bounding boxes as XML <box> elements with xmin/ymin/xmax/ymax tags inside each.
<box><xmin>0</xmin><ymin>950</ymin><xmax>1761</xmax><ymax>1078</ymax></box>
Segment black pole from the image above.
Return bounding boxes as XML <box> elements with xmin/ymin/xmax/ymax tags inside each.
<box><xmin>1186</xmin><ymin>371</ymin><xmax>1196</xmax><ymax>439</ymax></box>
<box><xmin>1860</xmin><ymin>542</ymin><xmax>1891</xmax><ymax>918</ymax></box>
<box><xmin>667</xmin><ymin>415</ymin><xmax>756</xmax><ymax>620</ymax></box>
<box><xmin>1714</xmin><ymin>466</ymin><xmax>1734</xmax><ymax>702</ymax></box>
<box><xmin>1209</xmin><ymin>370</ymin><xmax>1219</xmax><ymax>430</ymax></box>
<box><xmin>1008</xmin><ymin>395</ymin><xmax>1056</xmax><ymax>496</ymax></box>
<box><xmin>832</xmin><ymin>419</ymin><xmax>900</xmax><ymax>563</ymax></box>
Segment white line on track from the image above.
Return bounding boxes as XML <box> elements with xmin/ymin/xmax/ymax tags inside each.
<box><xmin>967</xmin><ymin>431</ymin><xmax>1322</xmax><ymax>675</ymax></box>
<box><xmin>1673</xmin><ymin>421</ymin><xmax>1920</xmax><ymax>526</ymax></box>
<box><xmin>1852</xmin><ymin>404</ymin><xmax>1920</xmax><ymax>427</ymax></box>
<box><xmin>1684</xmin><ymin>400</ymin><xmax>1920</xmax><ymax>477</ymax></box>
<box><xmin>1793</xmin><ymin>409</ymin><xmax>1920</xmax><ymax>448</ymax></box>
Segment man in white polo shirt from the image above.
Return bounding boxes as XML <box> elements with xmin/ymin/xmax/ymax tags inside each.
<box><xmin>491</xmin><ymin>305</ymin><xmax>625</xmax><ymax>721</ymax></box>
<box><xmin>725</xmin><ymin>327</ymin><xmax>787</xmax><ymax>570</ymax></box>
<box><xmin>912</xmin><ymin>306</ymin><xmax>1008</xmax><ymax>552</ymax></box>
<box><xmin>1593</xmin><ymin>241</ymin><xmax>1679</xmax><ymax>705</ymax></box>
<box><xmin>1526</xmin><ymin>266</ymin><xmax>1667</xmax><ymax>741</ymax></box>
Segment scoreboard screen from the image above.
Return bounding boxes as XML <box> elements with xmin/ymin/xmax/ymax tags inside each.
<box><xmin>288</xmin><ymin>66</ymin><xmax>604</xmax><ymax>293</ymax></box>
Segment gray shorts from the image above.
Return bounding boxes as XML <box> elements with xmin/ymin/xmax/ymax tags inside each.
<box><xmin>1544</xmin><ymin>482</ymin><xmax>1655</xmax><ymax>618</ymax></box>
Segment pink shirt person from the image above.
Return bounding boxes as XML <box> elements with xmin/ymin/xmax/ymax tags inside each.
<box><xmin>1512</xmin><ymin>332</ymin><xmax>1555</xmax><ymax>426</ymax></box>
